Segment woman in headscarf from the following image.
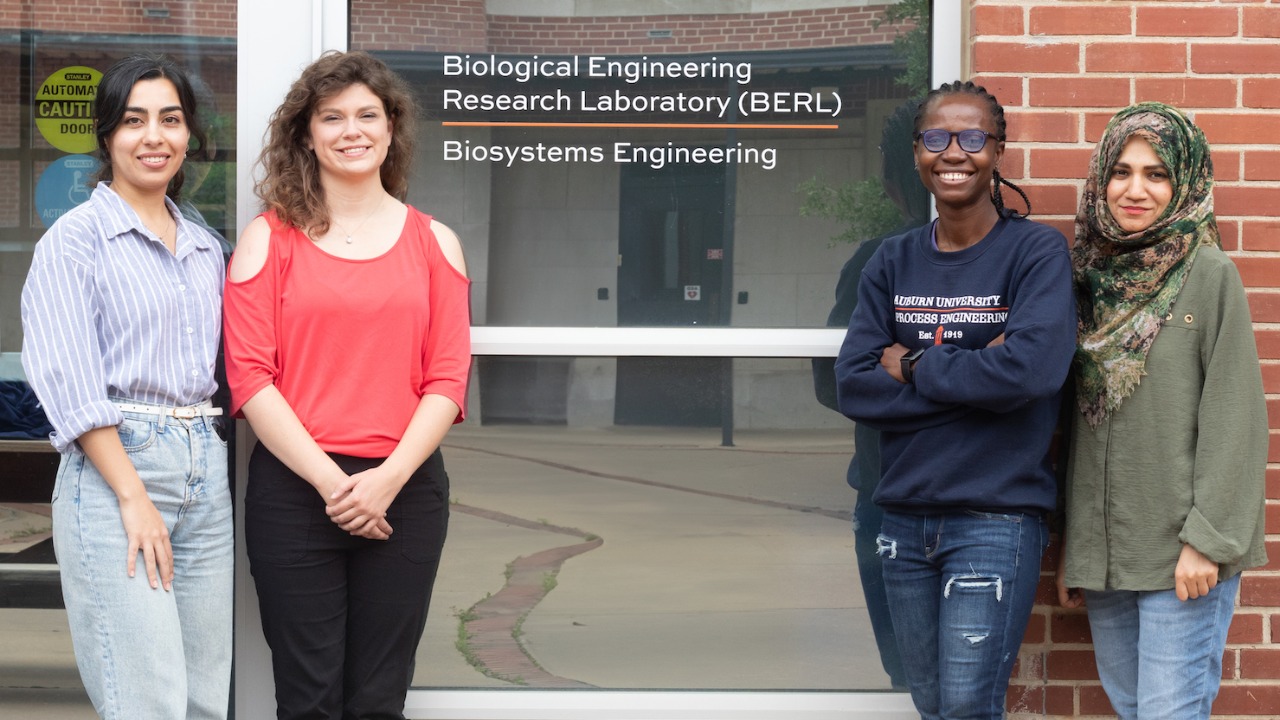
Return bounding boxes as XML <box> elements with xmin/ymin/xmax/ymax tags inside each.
<box><xmin>1057</xmin><ymin>102</ymin><xmax>1267</xmax><ymax>720</ymax></box>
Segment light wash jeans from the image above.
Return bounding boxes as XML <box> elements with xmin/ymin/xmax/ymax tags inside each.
<box><xmin>52</xmin><ymin>409</ymin><xmax>233</xmax><ymax>720</ymax></box>
<box><xmin>877</xmin><ymin>509</ymin><xmax>1047</xmax><ymax>720</ymax></box>
<box><xmin>1084</xmin><ymin>572</ymin><xmax>1240</xmax><ymax>720</ymax></box>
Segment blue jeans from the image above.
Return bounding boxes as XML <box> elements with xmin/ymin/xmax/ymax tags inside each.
<box><xmin>877</xmin><ymin>509</ymin><xmax>1047</xmax><ymax>720</ymax></box>
<box><xmin>853</xmin><ymin>490</ymin><xmax>907</xmax><ymax>689</ymax></box>
<box><xmin>1084</xmin><ymin>573</ymin><xmax>1240</xmax><ymax>720</ymax></box>
<box><xmin>52</xmin><ymin>410</ymin><xmax>233</xmax><ymax>720</ymax></box>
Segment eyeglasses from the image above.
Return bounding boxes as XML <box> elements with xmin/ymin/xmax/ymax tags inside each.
<box><xmin>915</xmin><ymin>129</ymin><xmax>993</xmax><ymax>153</ymax></box>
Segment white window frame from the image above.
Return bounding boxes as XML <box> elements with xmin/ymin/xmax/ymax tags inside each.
<box><xmin>235</xmin><ymin>1</ymin><xmax>961</xmax><ymax>717</ymax></box>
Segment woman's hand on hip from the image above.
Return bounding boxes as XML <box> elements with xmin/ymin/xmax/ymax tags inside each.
<box><xmin>1175</xmin><ymin>543</ymin><xmax>1219</xmax><ymax>601</ymax></box>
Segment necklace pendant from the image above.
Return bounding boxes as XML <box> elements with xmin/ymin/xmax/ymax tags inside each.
<box><xmin>345</xmin><ymin>235</ymin><xmax>353</xmax><ymax>244</ymax></box>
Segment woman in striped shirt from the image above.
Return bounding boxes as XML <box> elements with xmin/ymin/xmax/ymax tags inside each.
<box><xmin>20</xmin><ymin>53</ymin><xmax>232</xmax><ymax>719</ymax></box>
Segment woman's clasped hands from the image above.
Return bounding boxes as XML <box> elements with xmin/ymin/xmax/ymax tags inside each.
<box><xmin>322</xmin><ymin>466</ymin><xmax>405</xmax><ymax>540</ymax></box>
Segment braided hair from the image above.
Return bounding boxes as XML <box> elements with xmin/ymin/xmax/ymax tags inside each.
<box><xmin>915</xmin><ymin>80</ymin><xmax>1031</xmax><ymax>219</ymax></box>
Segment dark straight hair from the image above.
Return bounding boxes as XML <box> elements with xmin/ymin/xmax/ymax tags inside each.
<box><xmin>93</xmin><ymin>52</ymin><xmax>208</xmax><ymax>200</ymax></box>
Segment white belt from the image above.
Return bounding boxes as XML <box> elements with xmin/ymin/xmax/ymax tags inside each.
<box><xmin>113</xmin><ymin>401</ymin><xmax>223</xmax><ymax>419</ymax></box>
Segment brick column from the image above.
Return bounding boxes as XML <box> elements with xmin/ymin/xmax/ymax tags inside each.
<box><xmin>971</xmin><ymin>2</ymin><xmax>1280</xmax><ymax>717</ymax></box>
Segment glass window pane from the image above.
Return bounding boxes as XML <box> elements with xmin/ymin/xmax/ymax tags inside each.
<box><xmin>0</xmin><ymin>5</ymin><xmax>236</xmax><ymax>715</ymax></box>
<box><xmin>347</xmin><ymin>0</ymin><xmax>929</xmax><ymax>697</ymax></box>
<box><xmin>412</xmin><ymin>356</ymin><xmax>898</xmax><ymax>691</ymax></box>
<box><xmin>354</xmin><ymin>1</ymin><xmax>929</xmax><ymax>329</ymax></box>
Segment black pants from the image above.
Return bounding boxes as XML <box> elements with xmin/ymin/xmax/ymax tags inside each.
<box><xmin>246</xmin><ymin>443</ymin><xmax>449</xmax><ymax>720</ymax></box>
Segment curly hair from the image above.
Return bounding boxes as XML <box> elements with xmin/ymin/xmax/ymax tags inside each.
<box><xmin>255</xmin><ymin>50</ymin><xmax>418</xmax><ymax>235</ymax></box>
<box><xmin>915</xmin><ymin>80</ymin><xmax>1031</xmax><ymax>219</ymax></box>
<box><xmin>93</xmin><ymin>52</ymin><xmax>208</xmax><ymax>201</ymax></box>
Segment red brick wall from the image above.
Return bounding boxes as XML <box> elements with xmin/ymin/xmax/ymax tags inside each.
<box><xmin>0</xmin><ymin>0</ymin><xmax>234</xmax><ymax>37</ymax></box>
<box><xmin>972</xmin><ymin>2</ymin><xmax>1280</xmax><ymax>717</ymax></box>
<box><xmin>351</xmin><ymin>0</ymin><xmax>489</xmax><ymax>53</ymax></box>
<box><xmin>484</xmin><ymin>5</ymin><xmax>896</xmax><ymax>55</ymax></box>
<box><xmin>0</xmin><ymin>46</ymin><xmax>18</xmax><ymax>226</ymax></box>
<box><xmin>351</xmin><ymin>1</ymin><xmax>899</xmax><ymax>54</ymax></box>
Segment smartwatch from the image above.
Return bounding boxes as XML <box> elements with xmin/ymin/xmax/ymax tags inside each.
<box><xmin>900</xmin><ymin>348</ymin><xmax>925</xmax><ymax>383</ymax></box>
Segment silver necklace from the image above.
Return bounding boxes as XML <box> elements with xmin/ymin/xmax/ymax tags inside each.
<box><xmin>330</xmin><ymin>195</ymin><xmax>386</xmax><ymax>244</ymax></box>
<box><xmin>144</xmin><ymin>212</ymin><xmax>175</xmax><ymax>242</ymax></box>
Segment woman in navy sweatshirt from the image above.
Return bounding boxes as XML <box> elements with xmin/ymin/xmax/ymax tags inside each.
<box><xmin>834</xmin><ymin>81</ymin><xmax>1077</xmax><ymax>719</ymax></box>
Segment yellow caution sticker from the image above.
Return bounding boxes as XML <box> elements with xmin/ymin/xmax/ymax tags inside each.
<box><xmin>35</xmin><ymin>66</ymin><xmax>101</xmax><ymax>154</ymax></box>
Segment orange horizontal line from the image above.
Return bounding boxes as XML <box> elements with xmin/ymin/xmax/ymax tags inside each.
<box><xmin>895</xmin><ymin>307</ymin><xmax>1010</xmax><ymax>313</ymax></box>
<box><xmin>441</xmin><ymin>121</ymin><xmax>838</xmax><ymax>130</ymax></box>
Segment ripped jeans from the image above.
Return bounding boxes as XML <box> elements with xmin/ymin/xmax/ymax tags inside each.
<box><xmin>877</xmin><ymin>509</ymin><xmax>1047</xmax><ymax>720</ymax></box>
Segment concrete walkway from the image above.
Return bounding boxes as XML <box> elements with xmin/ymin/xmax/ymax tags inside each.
<box><xmin>417</xmin><ymin>425</ymin><xmax>889</xmax><ymax>691</ymax></box>
<box><xmin>1</xmin><ymin>424</ymin><xmax>897</xmax><ymax>715</ymax></box>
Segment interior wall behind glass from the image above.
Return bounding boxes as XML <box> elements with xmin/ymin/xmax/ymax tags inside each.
<box><xmin>364</xmin><ymin>0</ymin><xmax>922</xmax><ymax>331</ymax></box>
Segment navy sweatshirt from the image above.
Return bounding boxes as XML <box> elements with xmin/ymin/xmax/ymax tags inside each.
<box><xmin>834</xmin><ymin>217</ymin><xmax>1076</xmax><ymax>514</ymax></box>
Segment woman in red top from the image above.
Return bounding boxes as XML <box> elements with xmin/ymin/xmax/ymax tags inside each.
<box><xmin>223</xmin><ymin>50</ymin><xmax>470</xmax><ymax>719</ymax></box>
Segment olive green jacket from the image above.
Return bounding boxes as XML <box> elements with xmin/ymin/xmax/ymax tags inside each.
<box><xmin>1063</xmin><ymin>246</ymin><xmax>1268</xmax><ymax>591</ymax></box>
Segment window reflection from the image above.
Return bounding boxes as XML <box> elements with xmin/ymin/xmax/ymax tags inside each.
<box><xmin>0</xmin><ymin>8</ymin><xmax>236</xmax><ymax>715</ymax></box>
<box><xmin>0</xmin><ymin>33</ymin><xmax>236</xmax><ymax>355</ymax></box>
<box><xmin>353</xmin><ymin>1</ymin><xmax>931</xmax><ymax>690</ymax></box>
<box><xmin>414</xmin><ymin>356</ymin><xmax>899</xmax><ymax>691</ymax></box>
<box><xmin>362</xmin><ymin>1</ymin><xmax>921</xmax><ymax>329</ymax></box>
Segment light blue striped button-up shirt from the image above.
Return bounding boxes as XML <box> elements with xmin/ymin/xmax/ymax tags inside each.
<box><xmin>21</xmin><ymin>183</ymin><xmax>225</xmax><ymax>453</ymax></box>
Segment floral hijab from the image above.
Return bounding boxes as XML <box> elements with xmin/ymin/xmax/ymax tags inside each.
<box><xmin>1072</xmin><ymin>102</ymin><xmax>1220</xmax><ymax>427</ymax></box>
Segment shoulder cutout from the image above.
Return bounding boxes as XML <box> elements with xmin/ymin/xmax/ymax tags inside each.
<box><xmin>227</xmin><ymin>215</ymin><xmax>273</xmax><ymax>283</ymax></box>
<box><xmin>430</xmin><ymin>219</ymin><xmax>468</xmax><ymax>277</ymax></box>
